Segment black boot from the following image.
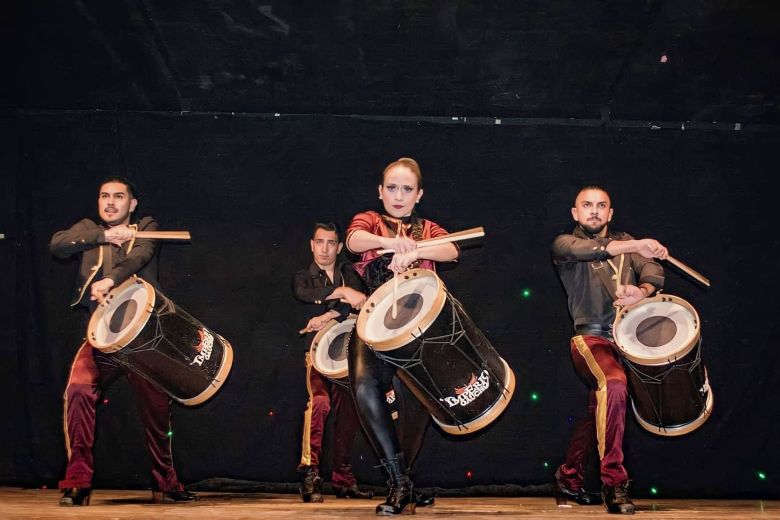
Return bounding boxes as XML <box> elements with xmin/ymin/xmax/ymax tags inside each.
<box><xmin>404</xmin><ymin>463</ymin><xmax>432</xmax><ymax>507</ymax></box>
<box><xmin>151</xmin><ymin>489</ymin><xmax>198</xmax><ymax>503</ymax></box>
<box><xmin>334</xmin><ymin>483</ymin><xmax>374</xmax><ymax>499</ymax></box>
<box><xmin>413</xmin><ymin>490</ymin><xmax>435</xmax><ymax>507</ymax></box>
<box><xmin>554</xmin><ymin>468</ymin><xmax>601</xmax><ymax>506</ymax></box>
<box><xmin>602</xmin><ymin>484</ymin><xmax>635</xmax><ymax>514</ymax></box>
<box><xmin>376</xmin><ymin>453</ymin><xmax>415</xmax><ymax>516</ymax></box>
<box><xmin>300</xmin><ymin>467</ymin><xmax>324</xmax><ymax>503</ymax></box>
<box><xmin>59</xmin><ymin>487</ymin><xmax>92</xmax><ymax>506</ymax></box>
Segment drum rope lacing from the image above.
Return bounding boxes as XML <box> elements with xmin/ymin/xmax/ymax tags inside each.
<box><xmin>112</xmin><ymin>293</ymin><xmax>222</xmax><ymax>383</ymax></box>
<box><xmin>373</xmin><ymin>293</ymin><xmax>510</xmax><ymax>430</ymax></box>
<box><xmin>622</xmin><ymin>336</ymin><xmax>706</xmax><ymax>429</ymax></box>
<box><xmin>622</xmin><ymin>336</ymin><xmax>703</xmax><ymax>384</ymax></box>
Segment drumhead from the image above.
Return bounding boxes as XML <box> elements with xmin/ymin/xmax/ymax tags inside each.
<box><xmin>311</xmin><ymin>316</ymin><xmax>355</xmax><ymax>379</ymax></box>
<box><xmin>614</xmin><ymin>294</ymin><xmax>700</xmax><ymax>365</ymax></box>
<box><xmin>87</xmin><ymin>277</ymin><xmax>155</xmax><ymax>353</ymax></box>
<box><xmin>356</xmin><ymin>269</ymin><xmax>447</xmax><ymax>351</ymax></box>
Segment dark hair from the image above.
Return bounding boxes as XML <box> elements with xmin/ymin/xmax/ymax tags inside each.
<box><xmin>575</xmin><ymin>184</ymin><xmax>610</xmax><ymax>204</ymax></box>
<box><xmin>100</xmin><ymin>176</ymin><xmax>138</xmax><ymax>199</ymax></box>
<box><xmin>312</xmin><ymin>222</ymin><xmax>341</xmax><ymax>242</ymax></box>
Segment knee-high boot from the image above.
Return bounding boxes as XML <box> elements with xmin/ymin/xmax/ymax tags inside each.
<box><xmin>376</xmin><ymin>453</ymin><xmax>415</xmax><ymax>515</ymax></box>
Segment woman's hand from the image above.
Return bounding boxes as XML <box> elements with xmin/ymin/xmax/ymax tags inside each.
<box><xmin>381</xmin><ymin>235</ymin><xmax>417</xmax><ymax>255</ymax></box>
<box><xmin>389</xmin><ymin>249</ymin><xmax>419</xmax><ymax>273</ymax></box>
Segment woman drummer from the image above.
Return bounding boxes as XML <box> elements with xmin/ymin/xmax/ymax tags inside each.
<box><xmin>346</xmin><ymin>157</ymin><xmax>458</xmax><ymax>515</ymax></box>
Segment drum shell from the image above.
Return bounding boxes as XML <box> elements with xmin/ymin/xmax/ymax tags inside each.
<box><xmin>310</xmin><ymin>317</ymin><xmax>354</xmax><ymax>385</ymax></box>
<box><xmin>88</xmin><ymin>278</ymin><xmax>233</xmax><ymax>406</ymax></box>
<box><xmin>376</xmin><ymin>292</ymin><xmax>514</xmax><ymax>435</ymax></box>
<box><xmin>613</xmin><ymin>293</ymin><xmax>713</xmax><ymax>436</ymax></box>
<box><xmin>624</xmin><ymin>339</ymin><xmax>713</xmax><ymax>436</ymax></box>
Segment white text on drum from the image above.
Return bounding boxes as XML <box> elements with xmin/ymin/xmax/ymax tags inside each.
<box><xmin>442</xmin><ymin>370</ymin><xmax>490</xmax><ymax>408</ymax></box>
<box><xmin>190</xmin><ymin>330</ymin><xmax>214</xmax><ymax>366</ymax></box>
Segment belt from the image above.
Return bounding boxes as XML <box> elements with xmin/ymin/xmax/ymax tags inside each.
<box><xmin>574</xmin><ymin>323</ymin><xmax>614</xmax><ymax>340</ymax></box>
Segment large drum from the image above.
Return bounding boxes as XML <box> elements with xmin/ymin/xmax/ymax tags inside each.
<box><xmin>310</xmin><ymin>316</ymin><xmax>355</xmax><ymax>386</ymax></box>
<box><xmin>87</xmin><ymin>277</ymin><xmax>233</xmax><ymax>406</ymax></box>
<box><xmin>356</xmin><ymin>268</ymin><xmax>515</xmax><ymax>435</ymax></box>
<box><xmin>613</xmin><ymin>294</ymin><xmax>713</xmax><ymax>436</ymax></box>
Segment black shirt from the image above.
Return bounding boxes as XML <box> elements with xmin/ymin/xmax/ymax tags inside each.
<box><xmin>551</xmin><ymin>225</ymin><xmax>664</xmax><ymax>331</ymax></box>
<box><xmin>291</xmin><ymin>258</ymin><xmax>366</xmax><ymax>349</ymax></box>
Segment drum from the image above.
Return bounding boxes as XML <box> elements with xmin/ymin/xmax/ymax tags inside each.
<box><xmin>613</xmin><ymin>294</ymin><xmax>713</xmax><ymax>436</ymax></box>
<box><xmin>356</xmin><ymin>268</ymin><xmax>515</xmax><ymax>435</ymax></box>
<box><xmin>87</xmin><ymin>277</ymin><xmax>234</xmax><ymax>406</ymax></box>
<box><xmin>310</xmin><ymin>316</ymin><xmax>355</xmax><ymax>386</ymax></box>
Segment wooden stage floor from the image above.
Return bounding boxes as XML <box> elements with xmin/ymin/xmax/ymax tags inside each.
<box><xmin>0</xmin><ymin>488</ymin><xmax>777</xmax><ymax>519</ymax></box>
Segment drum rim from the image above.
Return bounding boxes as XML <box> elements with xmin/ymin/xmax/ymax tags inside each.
<box><xmin>178</xmin><ymin>334</ymin><xmax>234</xmax><ymax>406</ymax></box>
<box><xmin>432</xmin><ymin>357</ymin><xmax>516</xmax><ymax>436</ymax></box>
<box><xmin>310</xmin><ymin>316</ymin><xmax>354</xmax><ymax>379</ymax></box>
<box><xmin>630</xmin><ymin>369</ymin><xmax>714</xmax><ymax>436</ymax></box>
<box><xmin>87</xmin><ymin>276</ymin><xmax>155</xmax><ymax>353</ymax></box>
<box><xmin>614</xmin><ymin>293</ymin><xmax>700</xmax><ymax>365</ymax></box>
<box><xmin>356</xmin><ymin>268</ymin><xmax>447</xmax><ymax>352</ymax></box>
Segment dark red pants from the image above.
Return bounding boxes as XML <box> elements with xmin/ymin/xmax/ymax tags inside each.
<box><xmin>298</xmin><ymin>353</ymin><xmax>362</xmax><ymax>487</ymax></box>
<box><xmin>59</xmin><ymin>342</ymin><xmax>184</xmax><ymax>492</ymax></box>
<box><xmin>558</xmin><ymin>335</ymin><xmax>629</xmax><ymax>488</ymax></box>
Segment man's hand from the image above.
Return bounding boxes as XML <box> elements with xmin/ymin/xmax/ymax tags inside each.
<box><xmin>104</xmin><ymin>225</ymin><xmax>135</xmax><ymax>246</ymax></box>
<box><xmin>614</xmin><ymin>284</ymin><xmax>645</xmax><ymax>307</ymax></box>
<box><xmin>90</xmin><ymin>278</ymin><xmax>115</xmax><ymax>304</ymax></box>
<box><xmin>304</xmin><ymin>310</ymin><xmax>339</xmax><ymax>333</ymax></box>
<box><xmin>329</xmin><ymin>286</ymin><xmax>367</xmax><ymax>310</ymax></box>
<box><xmin>634</xmin><ymin>239</ymin><xmax>668</xmax><ymax>260</ymax></box>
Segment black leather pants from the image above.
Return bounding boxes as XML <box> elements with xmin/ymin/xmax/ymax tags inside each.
<box><xmin>348</xmin><ymin>334</ymin><xmax>429</xmax><ymax>468</ymax></box>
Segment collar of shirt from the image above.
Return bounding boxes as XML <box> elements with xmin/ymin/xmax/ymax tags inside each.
<box><xmin>572</xmin><ymin>224</ymin><xmax>626</xmax><ymax>242</ymax></box>
<box><xmin>307</xmin><ymin>260</ymin><xmax>344</xmax><ymax>286</ymax></box>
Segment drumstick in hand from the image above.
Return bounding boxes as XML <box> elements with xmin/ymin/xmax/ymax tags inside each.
<box><xmin>665</xmin><ymin>255</ymin><xmax>711</xmax><ymax>287</ymax></box>
<box><xmin>134</xmin><ymin>231</ymin><xmax>192</xmax><ymax>240</ymax></box>
<box><xmin>392</xmin><ymin>272</ymin><xmax>398</xmax><ymax>320</ymax></box>
<box><xmin>298</xmin><ymin>323</ymin><xmax>317</xmax><ymax>335</ymax></box>
<box><xmin>376</xmin><ymin>227</ymin><xmax>485</xmax><ymax>254</ymax></box>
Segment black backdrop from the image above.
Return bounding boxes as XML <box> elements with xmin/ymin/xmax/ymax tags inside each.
<box><xmin>2</xmin><ymin>0</ymin><xmax>779</xmax><ymax>502</ymax></box>
<box><xmin>2</xmin><ymin>111</ymin><xmax>778</xmax><ymax>499</ymax></box>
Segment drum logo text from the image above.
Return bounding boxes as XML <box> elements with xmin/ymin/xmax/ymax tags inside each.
<box><xmin>441</xmin><ymin>370</ymin><xmax>490</xmax><ymax>408</ymax></box>
<box><xmin>190</xmin><ymin>329</ymin><xmax>214</xmax><ymax>366</ymax></box>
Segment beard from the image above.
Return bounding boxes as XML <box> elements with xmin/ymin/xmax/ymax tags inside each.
<box><xmin>580</xmin><ymin>220</ymin><xmax>608</xmax><ymax>235</ymax></box>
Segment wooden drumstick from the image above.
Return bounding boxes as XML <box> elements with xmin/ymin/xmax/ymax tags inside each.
<box><xmin>665</xmin><ymin>255</ymin><xmax>711</xmax><ymax>287</ymax></box>
<box><xmin>376</xmin><ymin>226</ymin><xmax>485</xmax><ymax>255</ymax></box>
<box><xmin>392</xmin><ymin>272</ymin><xmax>398</xmax><ymax>320</ymax></box>
<box><xmin>134</xmin><ymin>231</ymin><xmax>192</xmax><ymax>240</ymax></box>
